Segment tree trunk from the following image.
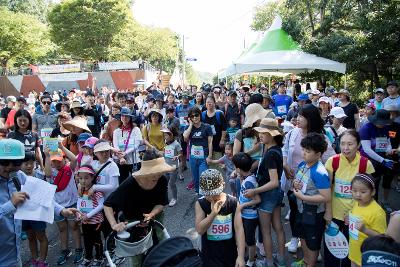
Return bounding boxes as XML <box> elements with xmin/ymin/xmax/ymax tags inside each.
<box><xmin>305</xmin><ymin>0</ymin><xmax>315</xmax><ymax>34</ymax></box>
<box><xmin>372</xmin><ymin>63</ymin><xmax>380</xmax><ymax>88</ymax></box>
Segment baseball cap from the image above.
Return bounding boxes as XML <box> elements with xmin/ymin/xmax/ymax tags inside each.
<box><xmin>311</xmin><ymin>89</ymin><xmax>321</xmax><ymax>95</ymax></box>
<box><xmin>387</xmin><ymin>81</ymin><xmax>398</xmax><ymax>87</ymax></box>
<box><xmin>77</xmin><ymin>133</ymin><xmax>92</xmax><ymax>143</ymax></box>
<box><xmin>228</xmin><ymin>91</ymin><xmax>238</xmax><ymax>97</ymax></box>
<box><xmin>318</xmin><ymin>96</ymin><xmax>331</xmax><ymax>104</ymax></box>
<box><xmin>338</xmin><ymin>89</ymin><xmax>350</xmax><ymax>96</ymax></box>
<box><xmin>199</xmin><ymin>169</ymin><xmax>224</xmax><ymax>196</ymax></box>
<box><xmin>82</xmin><ymin>137</ymin><xmax>99</xmax><ymax>149</ymax></box>
<box><xmin>6</xmin><ymin>96</ymin><xmax>17</xmax><ymax>102</ymax></box>
<box><xmin>329</xmin><ymin>107</ymin><xmax>347</xmax><ymax>119</ymax></box>
<box><xmin>93</xmin><ymin>141</ymin><xmax>112</xmax><ymax>153</ymax></box>
<box><xmin>362</xmin><ymin>251</ymin><xmax>400</xmax><ymax>267</ymax></box>
<box><xmin>17</xmin><ymin>97</ymin><xmax>26</xmax><ymax>103</ymax></box>
<box><xmin>374</xmin><ymin>88</ymin><xmax>385</xmax><ymax>94</ymax></box>
<box><xmin>297</xmin><ymin>94</ymin><xmax>309</xmax><ymax>101</ymax></box>
<box><xmin>50</xmin><ymin>149</ymin><xmax>65</xmax><ymax>161</ymax></box>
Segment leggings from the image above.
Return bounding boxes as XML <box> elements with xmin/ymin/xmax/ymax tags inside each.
<box><xmin>287</xmin><ymin>190</ymin><xmax>300</xmax><ymax>238</ymax></box>
<box><xmin>82</xmin><ymin>223</ymin><xmax>103</xmax><ymax>260</ymax></box>
<box><xmin>117</xmin><ymin>163</ymin><xmax>133</xmax><ymax>185</ymax></box>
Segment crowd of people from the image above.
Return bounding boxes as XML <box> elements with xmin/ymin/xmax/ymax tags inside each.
<box><xmin>0</xmin><ymin>80</ymin><xmax>400</xmax><ymax>267</ymax></box>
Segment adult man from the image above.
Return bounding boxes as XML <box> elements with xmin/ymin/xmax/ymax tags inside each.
<box><xmin>222</xmin><ymin>91</ymin><xmax>245</xmax><ymax>127</ymax></box>
<box><xmin>83</xmin><ymin>91</ymin><xmax>102</xmax><ymax>137</ymax></box>
<box><xmin>0</xmin><ymin>96</ymin><xmax>16</xmax><ymax>128</ymax></box>
<box><xmin>272</xmin><ymin>83</ymin><xmax>293</xmax><ymax>118</ymax></box>
<box><xmin>97</xmin><ymin>93</ymin><xmax>110</xmax><ymax>125</ymax></box>
<box><xmin>371</xmin><ymin>88</ymin><xmax>385</xmax><ymax>110</ymax></box>
<box><xmin>32</xmin><ymin>95</ymin><xmax>58</xmax><ymax>140</ymax></box>
<box><xmin>0</xmin><ymin>139</ymin><xmax>78</xmax><ymax>266</ymax></box>
<box><xmin>175</xmin><ymin>92</ymin><xmax>193</xmax><ymax>170</ymax></box>
<box><xmin>286</xmin><ymin>93</ymin><xmax>309</xmax><ymax>122</ymax></box>
<box><xmin>382</xmin><ymin>81</ymin><xmax>400</xmax><ymax>108</ymax></box>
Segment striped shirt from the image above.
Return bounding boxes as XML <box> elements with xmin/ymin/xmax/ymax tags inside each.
<box><xmin>77</xmin><ymin>191</ymin><xmax>104</xmax><ymax>224</ymax></box>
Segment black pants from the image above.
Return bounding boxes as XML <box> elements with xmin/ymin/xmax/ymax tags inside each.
<box><xmin>372</xmin><ymin>162</ymin><xmax>394</xmax><ymax>201</ymax></box>
<box><xmin>323</xmin><ymin>218</ymin><xmax>351</xmax><ymax>267</ymax></box>
<box><xmin>82</xmin><ymin>223</ymin><xmax>103</xmax><ymax>260</ymax></box>
<box><xmin>288</xmin><ymin>190</ymin><xmax>300</xmax><ymax>238</ymax></box>
<box><xmin>117</xmin><ymin>164</ymin><xmax>133</xmax><ymax>184</ymax></box>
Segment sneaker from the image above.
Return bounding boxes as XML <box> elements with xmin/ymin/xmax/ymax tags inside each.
<box><xmin>273</xmin><ymin>254</ymin><xmax>286</xmax><ymax>267</ymax></box>
<box><xmin>246</xmin><ymin>259</ymin><xmax>255</xmax><ymax>267</ymax></box>
<box><xmin>91</xmin><ymin>259</ymin><xmax>103</xmax><ymax>267</ymax></box>
<box><xmin>36</xmin><ymin>261</ymin><xmax>49</xmax><ymax>267</ymax></box>
<box><xmin>288</xmin><ymin>237</ymin><xmax>299</xmax><ymax>253</ymax></box>
<box><xmin>382</xmin><ymin>203</ymin><xmax>393</xmax><ymax>213</ymax></box>
<box><xmin>21</xmin><ymin>231</ymin><xmax>27</xmax><ymax>240</ymax></box>
<box><xmin>169</xmin><ymin>198</ymin><xmax>177</xmax><ymax>207</ymax></box>
<box><xmin>28</xmin><ymin>259</ymin><xmax>38</xmax><ymax>267</ymax></box>
<box><xmin>111</xmin><ymin>255</ymin><xmax>126</xmax><ymax>265</ymax></box>
<box><xmin>57</xmin><ymin>249</ymin><xmax>72</xmax><ymax>265</ymax></box>
<box><xmin>285</xmin><ymin>209</ymin><xmax>291</xmax><ymax>220</ymax></box>
<box><xmin>291</xmin><ymin>259</ymin><xmax>306</xmax><ymax>267</ymax></box>
<box><xmin>73</xmin><ymin>248</ymin><xmax>84</xmax><ymax>263</ymax></box>
<box><xmin>256</xmin><ymin>241</ymin><xmax>265</xmax><ymax>257</ymax></box>
<box><xmin>78</xmin><ymin>259</ymin><xmax>92</xmax><ymax>267</ymax></box>
<box><xmin>186</xmin><ymin>181</ymin><xmax>194</xmax><ymax>190</ymax></box>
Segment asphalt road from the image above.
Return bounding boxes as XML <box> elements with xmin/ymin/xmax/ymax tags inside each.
<box><xmin>21</xmin><ymin>168</ymin><xmax>400</xmax><ymax>267</ymax></box>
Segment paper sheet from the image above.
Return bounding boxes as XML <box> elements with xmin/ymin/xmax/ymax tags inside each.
<box><xmin>14</xmin><ymin>176</ymin><xmax>57</xmax><ymax>223</ymax></box>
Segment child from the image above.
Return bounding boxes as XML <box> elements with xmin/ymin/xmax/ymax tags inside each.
<box><xmin>44</xmin><ymin>148</ymin><xmax>83</xmax><ymax>265</ymax></box>
<box><xmin>21</xmin><ymin>152</ymin><xmax>49</xmax><ymax>267</ymax></box>
<box><xmin>76</xmin><ymin>165</ymin><xmax>105</xmax><ymax>267</ymax></box>
<box><xmin>232</xmin><ymin>152</ymin><xmax>261</xmax><ymax>267</ymax></box>
<box><xmin>226</xmin><ymin>118</ymin><xmax>240</xmax><ymax>144</ymax></box>
<box><xmin>292</xmin><ymin>133</ymin><xmax>331</xmax><ymax>267</ymax></box>
<box><xmin>347</xmin><ymin>174</ymin><xmax>387</xmax><ymax>267</ymax></box>
<box><xmin>206</xmin><ymin>143</ymin><xmax>235</xmax><ymax>193</ymax></box>
<box><xmin>360</xmin><ymin>102</ymin><xmax>375</xmax><ymax>127</ymax></box>
<box><xmin>161</xmin><ymin>126</ymin><xmax>182</xmax><ymax>207</ymax></box>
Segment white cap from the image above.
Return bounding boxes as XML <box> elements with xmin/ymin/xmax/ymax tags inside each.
<box><xmin>329</xmin><ymin>107</ymin><xmax>347</xmax><ymax>119</ymax></box>
<box><xmin>6</xmin><ymin>96</ymin><xmax>16</xmax><ymax>102</ymax></box>
<box><xmin>311</xmin><ymin>89</ymin><xmax>321</xmax><ymax>95</ymax></box>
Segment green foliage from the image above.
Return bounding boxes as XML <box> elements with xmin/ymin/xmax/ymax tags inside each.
<box><xmin>0</xmin><ymin>0</ymin><xmax>48</xmax><ymax>22</ymax></box>
<box><xmin>0</xmin><ymin>7</ymin><xmax>52</xmax><ymax>67</ymax></box>
<box><xmin>185</xmin><ymin>62</ymin><xmax>200</xmax><ymax>86</ymax></box>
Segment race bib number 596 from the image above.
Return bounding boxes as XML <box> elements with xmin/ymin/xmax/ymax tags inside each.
<box><xmin>207</xmin><ymin>214</ymin><xmax>233</xmax><ymax>241</ymax></box>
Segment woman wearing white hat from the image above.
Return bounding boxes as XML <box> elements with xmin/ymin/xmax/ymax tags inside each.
<box><xmin>62</xmin><ymin>116</ymin><xmax>91</xmax><ymax>155</ymax></box>
<box><xmin>325</xmin><ymin>107</ymin><xmax>348</xmax><ymax>154</ymax></box>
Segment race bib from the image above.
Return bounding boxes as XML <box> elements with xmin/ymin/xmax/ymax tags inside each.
<box><xmin>334</xmin><ymin>178</ymin><xmax>352</xmax><ymax>199</ymax></box>
<box><xmin>87</xmin><ymin>116</ymin><xmax>95</xmax><ymax>126</ymax></box>
<box><xmin>77</xmin><ymin>195</ymin><xmax>94</xmax><ymax>213</ymax></box>
<box><xmin>40</xmin><ymin>128</ymin><xmax>53</xmax><ymax>138</ymax></box>
<box><xmin>191</xmin><ymin>145</ymin><xmax>204</xmax><ymax>159</ymax></box>
<box><xmin>228</xmin><ymin>132</ymin><xmax>236</xmax><ymax>143</ymax></box>
<box><xmin>207</xmin><ymin>214</ymin><xmax>233</xmax><ymax>241</ymax></box>
<box><xmin>164</xmin><ymin>146</ymin><xmax>174</xmax><ymax>158</ymax></box>
<box><xmin>179</xmin><ymin>116</ymin><xmax>188</xmax><ymax>127</ymax></box>
<box><xmin>349</xmin><ymin>213</ymin><xmax>360</xmax><ymax>240</ymax></box>
<box><xmin>277</xmin><ymin>105</ymin><xmax>287</xmax><ymax>114</ymax></box>
<box><xmin>375</xmin><ymin>137</ymin><xmax>389</xmax><ymax>153</ymax></box>
<box><xmin>295</xmin><ymin>168</ymin><xmax>309</xmax><ymax>194</ymax></box>
<box><xmin>210</xmin><ymin>125</ymin><xmax>216</xmax><ymax>136</ymax></box>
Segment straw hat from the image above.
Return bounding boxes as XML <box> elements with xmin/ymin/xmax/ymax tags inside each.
<box><xmin>148</xmin><ymin>108</ymin><xmax>163</xmax><ymax>118</ymax></box>
<box><xmin>93</xmin><ymin>141</ymin><xmax>113</xmax><ymax>153</ymax></box>
<box><xmin>132</xmin><ymin>157</ymin><xmax>175</xmax><ymax>178</ymax></box>
<box><xmin>254</xmin><ymin>118</ymin><xmax>283</xmax><ymax>136</ymax></box>
<box><xmin>70</xmin><ymin>100</ymin><xmax>83</xmax><ymax>109</ymax></box>
<box><xmin>243</xmin><ymin>103</ymin><xmax>272</xmax><ymax>128</ymax></box>
<box><xmin>63</xmin><ymin>116</ymin><xmax>91</xmax><ymax>133</ymax></box>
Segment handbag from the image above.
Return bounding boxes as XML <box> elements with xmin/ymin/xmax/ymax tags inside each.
<box><xmin>302</xmin><ymin>203</ymin><xmax>318</xmax><ymax>226</ymax></box>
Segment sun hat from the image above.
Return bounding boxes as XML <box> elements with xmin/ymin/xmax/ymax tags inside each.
<box><xmin>77</xmin><ymin>165</ymin><xmax>95</xmax><ymax>175</ymax></box>
<box><xmin>338</xmin><ymin>89</ymin><xmax>350</xmax><ymax>97</ymax></box>
<box><xmin>297</xmin><ymin>93</ymin><xmax>309</xmax><ymax>101</ymax></box>
<box><xmin>70</xmin><ymin>99</ymin><xmax>83</xmax><ymax>109</ymax></box>
<box><xmin>160</xmin><ymin>127</ymin><xmax>172</xmax><ymax>134</ymax></box>
<box><xmin>368</xmin><ymin>109</ymin><xmax>392</xmax><ymax>126</ymax></box>
<box><xmin>6</xmin><ymin>96</ymin><xmax>17</xmax><ymax>103</ymax></box>
<box><xmin>362</xmin><ymin>250</ymin><xmax>400</xmax><ymax>267</ymax></box>
<box><xmin>148</xmin><ymin>108</ymin><xmax>163</xmax><ymax>119</ymax></box>
<box><xmin>77</xmin><ymin>133</ymin><xmax>92</xmax><ymax>143</ymax></box>
<box><xmin>199</xmin><ymin>169</ymin><xmax>225</xmax><ymax>196</ymax></box>
<box><xmin>329</xmin><ymin>107</ymin><xmax>347</xmax><ymax>119</ymax></box>
<box><xmin>63</xmin><ymin>116</ymin><xmax>91</xmax><ymax>133</ymax></box>
<box><xmin>243</xmin><ymin>103</ymin><xmax>272</xmax><ymax>128</ymax></box>
<box><xmin>0</xmin><ymin>139</ymin><xmax>25</xmax><ymax>159</ymax></box>
<box><xmin>132</xmin><ymin>157</ymin><xmax>175</xmax><ymax>178</ymax></box>
<box><xmin>50</xmin><ymin>149</ymin><xmax>64</xmax><ymax>161</ymax></box>
<box><xmin>82</xmin><ymin>137</ymin><xmax>99</xmax><ymax>149</ymax></box>
<box><xmin>254</xmin><ymin>118</ymin><xmax>283</xmax><ymax>136</ymax></box>
<box><xmin>384</xmin><ymin>104</ymin><xmax>400</xmax><ymax>112</ymax></box>
<box><xmin>93</xmin><ymin>141</ymin><xmax>113</xmax><ymax>153</ymax></box>
<box><xmin>374</xmin><ymin>88</ymin><xmax>385</xmax><ymax>94</ymax></box>
<box><xmin>120</xmin><ymin>107</ymin><xmax>134</xmax><ymax>117</ymax></box>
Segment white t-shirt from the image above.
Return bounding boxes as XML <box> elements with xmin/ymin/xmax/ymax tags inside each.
<box><xmin>51</xmin><ymin>168</ymin><xmax>78</xmax><ymax>207</ymax></box>
<box><xmin>113</xmin><ymin>127</ymin><xmax>143</xmax><ymax>164</ymax></box>
<box><xmin>92</xmin><ymin>159</ymin><xmax>120</xmax><ymax>199</ymax></box>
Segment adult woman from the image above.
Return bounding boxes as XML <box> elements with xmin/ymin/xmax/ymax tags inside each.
<box><xmin>104</xmin><ymin>149</ymin><xmax>174</xmax><ymax>265</ymax></box>
<box><xmin>359</xmin><ymin>109</ymin><xmax>395</xmax><ymax>211</ymax></box>
<box><xmin>337</xmin><ymin>89</ymin><xmax>360</xmax><ymax>130</ymax></box>
<box><xmin>323</xmin><ymin>130</ymin><xmax>375</xmax><ymax>267</ymax></box>
<box><xmin>50</xmin><ymin>112</ymin><xmax>71</xmax><ymax>139</ymax></box>
<box><xmin>325</xmin><ymin>107</ymin><xmax>348</xmax><ymax>154</ymax></box>
<box><xmin>62</xmin><ymin>116</ymin><xmax>92</xmax><ymax>155</ymax></box>
<box><xmin>282</xmin><ymin>104</ymin><xmax>335</xmax><ymax>253</ymax></box>
<box><xmin>318</xmin><ymin>96</ymin><xmax>332</xmax><ymax>124</ymax></box>
<box><xmin>142</xmin><ymin>109</ymin><xmax>165</xmax><ymax>151</ymax></box>
<box><xmin>70</xmin><ymin>100</ymin><xmax>84</xmax><ymax>118</ymax></box>
<box><xmin>7</xmin><ymin>109</ymin><xmax>44</xmax><ymax>169</ymax></box>
<box><xmin>190</xmin><ymin>92</ymin><xmax>205</xmax><ymax>110</ymax></box>
<box><xmin>241</xmin><ymin>92</ymin><xmax>251</xmax><ymax>111</ymax></box>
<box><xmin>202</xmin><ymin>96</ymin><xmax>227</xmax><ymax>169</ymax></box>
<box><xmin>102</xmin><ymin>103</ymin><xmax>122</xmax><ymax>142</ymax></box>
<box><xmin>56</xmin><ymin>101</ymin><xmax>70</xmax><ymax>113</ymax></box>
<box><xmin>183</xmin><ymin>106</ymin><xmax>213</xmax><ymax>193</ymax></box>
<box><xmin>113</xmin><ymin>107</ymin><xmax>143</xmax><ymax>184</ymax></box>
<box><xmin>165</xmin><ymin>94</ymin><xmax>176</xmax><ymax>108</ymax></box>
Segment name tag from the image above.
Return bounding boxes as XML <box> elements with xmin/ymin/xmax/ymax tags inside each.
<box><xmin>164</xmin><ymin>146</ymin><xmax>174</xmax><ymax>158</ymax></box>
<box><xmin>191</xmin><ymin>145</ymin><xmax>204</xmax><ymax>159</ymax></box>
<box><xmin>207</xmin><ymin>214</ymin><xmax>233</xmax><ymax>241</ymax></box>
<box><xmin>295</xmin><ymin>168</ymin><xmax>309</xmax><ymax>194</ymax></box>
<box><xmin>334</xmin><ymin>178</ymin><xmax>352</xmax><ymax>199</ymax></box>
<box><xmin>40</xmin><ymin>128</ymin><xmax>53</xmax><ymax>138</ymax></box>
<box><xmin>349</xmin><ymin>213</ymin><xmax>360</xmax><ymax>240</ymax></box>
<box><xmin>77</xmin><ymin>195</ymin><xmax>94</xmax><ymax>213</ymax></box>
<box><xmin>375</xmin><ymin>137</ymin><xmax>389</xmax><ymax>153</ymax></box>
<box><xmin>87</xmin><ymin>116</ymin><xmax>95</xmax><ymax>126</ymax></box>
<box><xmin>277</xmin><ymin>105</ymin><xmax>287</xmax><ymax>114</ymax></box>
<box><xmin>179</xmin><ymin>116</ymin><xmax>188</xmax><ymax>127</ymax></box>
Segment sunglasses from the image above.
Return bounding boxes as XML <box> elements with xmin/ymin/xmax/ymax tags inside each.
<box><xmin>42</xmin><ymin>101</ymin><xmax>51</xmax><ymax>105</ymax></box>
<box><xmin>190</xmin><ymin>114</ymin><xmax>200</xmax><ymax>118</ymax></box>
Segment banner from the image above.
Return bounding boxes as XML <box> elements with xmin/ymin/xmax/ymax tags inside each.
<box><xmin>37</xmin><ymin>63</ymin><xmax>81</xmax><ymax>74</ymax></box>
<box><xmin>39</xmin><ymin>72</ymin><xmax>88</xmax><ymax>82</ymax></box>
<box><xmin>98</xmin><ymin>61</ymin><xmax>139</xmax><ymax>71</ymax></box>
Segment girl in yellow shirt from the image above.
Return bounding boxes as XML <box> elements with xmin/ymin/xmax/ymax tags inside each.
<box><xmin>347</xmin><ymin>174</ymin><xmax>387</xmax><ymax>267</ymax></box>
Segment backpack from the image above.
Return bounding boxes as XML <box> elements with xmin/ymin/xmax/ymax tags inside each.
<box><xmin>201</xmin><ymin>110</ymin><xmax>223</xmax><ymax>125</ymax></box>
<box><xmin>331</xmin><ymin>154</ymin><xmax>368</xmax><ymax>181</ymax></box>
<box><xmin>326</xmin><ymin>126</ymin><xmax>341</xmax><ymax>154</ymax></box>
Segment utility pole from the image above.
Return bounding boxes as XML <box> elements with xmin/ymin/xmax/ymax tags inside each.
<box><xmin>182</xmin><ymin>34</ymin><xmax>186</xmax><ymax>87</ymax></box>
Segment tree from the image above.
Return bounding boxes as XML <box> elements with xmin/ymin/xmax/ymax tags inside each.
<box><xmin>48</xmin><ymin>0</ymin><xmax>131</xmax><ymax>60</ymax></box>
<box><xmin>0</xmin><ymin>0</ymin><xmax>48</xmax><ymax>22</ymax></box>
<box><xmin>0</xmin><ymin>7</ymin><xmax>52</xmax><ymax>68</ymax></box>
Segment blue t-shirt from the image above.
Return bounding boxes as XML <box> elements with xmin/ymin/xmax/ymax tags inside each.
<box><xmin>175</xmin><ymin>103</ymin><xmax>194</xmax><ymax>132</ymax></box>
<box><xmin>272</xmin><ymin>94</ymin><xmax>293</xmax><ymax>117</ymax></box>
<box><xmin>295</xmin><ymin>161</ymin><xmax>330</xmax><ymax>213</ymax></box>
<box><xmin>186</xmin><ymin>123</ymin><xmax>213</xmax><ymax>159</ymax></box>
<box><xmin>239</xmin><ymin>174</ymin><xmax>258</xmax><ymax>219</ymax></box>
<box><xmin>359</xmin><ymin>122</ymin><xmax>391</xmax><ymax>158</ymax></box>
<box><xmin>219</xmin><ymin>155</ymin><xmax>235</xmax><ymax>178</ymax></box>
<box><xmin>382</xmin><ymin>96</ymin><xmax>400</xmax><ymax>109</ymax></box>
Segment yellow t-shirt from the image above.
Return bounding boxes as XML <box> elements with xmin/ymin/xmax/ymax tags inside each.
<box><xmin>325</xmin><ymin>153</ymin><xmax>375</xmax><ymax>220</ymax></box>
<box><xmin>142</xmin><ymin>123</ymin><xmax>165</xmax><ymax>151</ymax></box>
<box><xmin>348</xmin><ymin>200</ymin><xmax>386</xmax><ymax>266</ymax></box>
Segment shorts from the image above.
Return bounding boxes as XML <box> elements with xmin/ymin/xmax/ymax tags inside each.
<box><xmin>295</xmin><ymin>212</ymin><xmax>325</xmax><ymax>251</ymax></box>
<box><xmin>22</xmin><ymin>220</ymin><xmax>46</xmax><ymax>232</ymax></box>
<box><xmin>258</xmin><ymin>188</ymin><xmax>284</xmax><ymax>213</ymax></box>
<box><xmin>242</xmin><ymin>217</ymin><xmax>259</xmax><ymax>246</ymax></box>
<box><xmin>54</xmin><ymin>203</ymin><xmax>77</xmax><ymax>222</ymax></box>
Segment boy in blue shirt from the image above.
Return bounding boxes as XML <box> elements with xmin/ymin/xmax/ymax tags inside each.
<box><xmin>272</xmin><ymin>83</ymin><xmax>293</xmax><ymax>117</ymax></box>
<box><xmin>291</xmin><ymin>133</ymin><xmax>331</xmax><ymax>267</ymax></box>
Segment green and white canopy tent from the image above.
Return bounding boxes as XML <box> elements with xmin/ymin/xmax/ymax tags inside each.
<box><xmin>218</xmin><ymin>16</ymin><xmax>346</xmax><ymax>79</ymax></box>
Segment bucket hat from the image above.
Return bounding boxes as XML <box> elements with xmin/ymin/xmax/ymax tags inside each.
<box><xmin>93</xmin><ymin>141</ymin><xmax>113</xmax><ymax>153</ymax></box>
<box><xmin>254</xmin><ymin>118</ymin><xmax>283</xmax><ymax>136</ymax></box>
<box><xmin>368</xmin><ymin>109</ymin><xmax>392</xmax><ymax>126</ymax></box>
<box><xmin>120</xmin><ymin>107</ymin><xmax>134</xmax><ymax>117</ymax></box>
<box><xmin>132</xmin><ymin>157</ymin><xmax>175</xmax><ymax>178</ymax></box>
<box><xmin>70</xmin><ymin>100</ymin><xmax>83</xmax><ymax>110</ymax></box>
<box><xmin>148</xmin><ymin>108</ymin><xmax>163</xmax><ymax>119</ymax></box>
<box><xmin>243</xmin><ymin>103</ymin><xmax>272</xmax><ymax>128</ymax></box>
<box><xmin>329</xmin><ymin>107</ymin><xmax>347</xmax><ymax>119</ymax></box>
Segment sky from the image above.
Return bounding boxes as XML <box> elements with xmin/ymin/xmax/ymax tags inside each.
<box><xmin>133</xmin><ymin>0</ymin><xmax>268</xmax><ymax>74</ymax></box>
